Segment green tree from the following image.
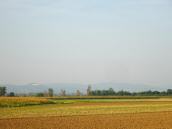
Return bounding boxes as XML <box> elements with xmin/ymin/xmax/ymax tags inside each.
<box><xmin>167</xmin><ymin>89</ymin><xmax>172</xmax><ymax>95</ymax></box>
<box><xmin>36</xmin><ymin>92</ymin><xmax>44</xmax><ymax>97</ymax></box>
<box><xmin>108</xmin><ymin>88</ymin><xmax>115</xmax><ymax>95</ymax></box>
<box><xmin>0</xmin><ymin>86</ymin><xmax>6</xmax><ymax>96</ymax></box>
<box><xmin>8</xmin><ymin>92</ymin><xmax>15</xmax><ymax>97</ymax></box>
<box><xmin>48</xmin><ymin>88</ymin><xmax>54</xmax><ymax>97</ymax></box>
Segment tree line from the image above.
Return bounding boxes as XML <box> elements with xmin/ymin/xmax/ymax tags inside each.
<box><xmin>0</xmin><ymin>85</ymin><xmax>172</xmax><ymax>97</ymax></box>
<box><xmin>0</xmin><ymin>86</ymin><xmax>55</xmax><ymax>97</ymax></box>
<box><xmin>91</xmin><ymin>88</ymin><xmax>172</xmax><ymax>96</ymax></box>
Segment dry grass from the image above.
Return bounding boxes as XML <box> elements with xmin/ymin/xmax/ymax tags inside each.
<box><xmin>1</xmin><ymin>112</ymin><xmax>172</xmax><ymax>129</ymax></box>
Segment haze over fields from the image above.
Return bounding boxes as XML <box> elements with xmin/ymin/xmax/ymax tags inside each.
<box><xmin>4</xmin><ymin>83</ymin><xmax>171</xmax><ymax>94</ymax></box>
<box><xmin>0</xmin><ymin>0</ymin><xmax>172</xmax><ymax>90</ymax></box>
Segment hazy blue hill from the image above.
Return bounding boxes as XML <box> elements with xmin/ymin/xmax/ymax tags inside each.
<box><xmin>92</xmin><ymin>83</ymin><xmax>167</xmax><ymax>92</ymax></box>
<box><xmin>4</xmin><ymin>83</ymin><xmax>171</xmax><ymax>94</ymax></box>
<box><xmin>5</xmin><ymin>83</ymin><xmax>87</xmax><ymax>94</ymax></box>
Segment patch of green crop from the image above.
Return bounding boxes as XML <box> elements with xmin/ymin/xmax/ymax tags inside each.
<box><xmin>0</xmin><ymin>97</ymin><xmax>54</xmax><ymax>108</ymax></box>
<box><xmin>1</xmin><ymin>99</ymin><xmax>172</xmax><ymax>119</ymax></box>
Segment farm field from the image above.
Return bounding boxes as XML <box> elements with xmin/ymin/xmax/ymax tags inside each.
<box><xmin>0</xmin><ymin>97</ymin><xmax>53</xmax><ymax>107</ymax></box>
<box><xmin>1</xmin><ymin>112</ymin><xmax>172</xmax><ymax>129</ymax></box>
<box><xmin>0</xmin><ymin>97</ymin><xmax>172</xmax><ymax>129</ymax></box>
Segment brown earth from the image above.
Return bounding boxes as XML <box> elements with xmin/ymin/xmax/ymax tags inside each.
<box><xmin>0</xmin><ymin>112</ymin><xmax>172</xmax><ymax>129</ymax></box>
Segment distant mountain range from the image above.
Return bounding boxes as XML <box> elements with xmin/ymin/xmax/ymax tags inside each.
<box><xmin>3</xmin><ymin>83</ymin><xmax>171</xmax><ymax>94</ymax></box>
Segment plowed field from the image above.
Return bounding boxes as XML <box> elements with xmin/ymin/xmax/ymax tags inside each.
<box><xmin>1</xmin><ymin>112</ymin><xmax>172</xmax><ymax>129</ymax></box>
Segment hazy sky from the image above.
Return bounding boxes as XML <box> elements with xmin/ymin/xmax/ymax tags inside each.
<box><xmin>0</xmin><ymin>0</ymin><xmax>172</xmax><ymax>85</ymax></box>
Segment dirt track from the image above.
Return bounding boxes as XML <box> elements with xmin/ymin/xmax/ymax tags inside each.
<box><xmin>0</xmin><ymin>112</ymin><xmax>172</xmax><ymax>129</ymax></box>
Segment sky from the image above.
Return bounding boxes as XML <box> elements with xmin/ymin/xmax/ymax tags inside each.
<box><xmin>0</xmin><ymin>0</ymin><xmax>172</xmax><ymax>85</ymax></box>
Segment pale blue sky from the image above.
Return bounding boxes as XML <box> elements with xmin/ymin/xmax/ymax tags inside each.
<box><xmin>0</xmin><ymin>0</ymin><xmax>172</xmax><ymax>85</ymax></box>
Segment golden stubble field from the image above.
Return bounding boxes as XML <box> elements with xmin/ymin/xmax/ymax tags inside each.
<box><xmin>1</xmin><ymin>97</ymin><xmax>172</xmax><ymax>129</ymax></box>
<box><xmin>1</xmin><ymin>112</ymin><xmax>172</xmax><ymax>129</ymax></box>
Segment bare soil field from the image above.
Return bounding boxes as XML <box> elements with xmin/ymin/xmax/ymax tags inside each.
<box><xmin>1</xmin><ymin>111</ymin><xmax>172</xmax><ymax>129</ymax></box>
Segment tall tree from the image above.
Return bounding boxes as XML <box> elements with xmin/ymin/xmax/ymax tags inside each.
<box><xmin>87</xmin><ymin>85</ymin><xmax>92</xmax><ymax>96</ymax></box>
<box><xmin>167</xmin><ymin>89</ymin><xmax>172</xmax><ymax>95</ymax></box>
<box><xmin>48</xmin><ymin>88</ymin><xmax>54</xmax><ymax>97</ymax></box>
<box><xmin>76</xmin><ymin>90</ymin><xmax>81</xmax><ymax>96</ymax></box>
<box><xmin>60</xmin><ymin>89</ymin><xmax>66</xmax><ymax>96</ymax></box>
<box><xmin>0</xmin><ymin>86</ymin><xmax>6</xmax><ymax>96</ymax></box>
<box><xmin>108</xmin><ymin>88</ymin><xmax>115</xmax><ymax>95</ymax></box>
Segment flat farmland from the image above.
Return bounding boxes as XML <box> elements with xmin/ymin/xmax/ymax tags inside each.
<box><xmin>1</xmin><ymin>112</ymin><xmax>172</xmax><ymax>129</ymax></box>
<box><xmin>1</xmin><ymin>97</ymin><xmax>172</xmax><ymax>129</ymax></box>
